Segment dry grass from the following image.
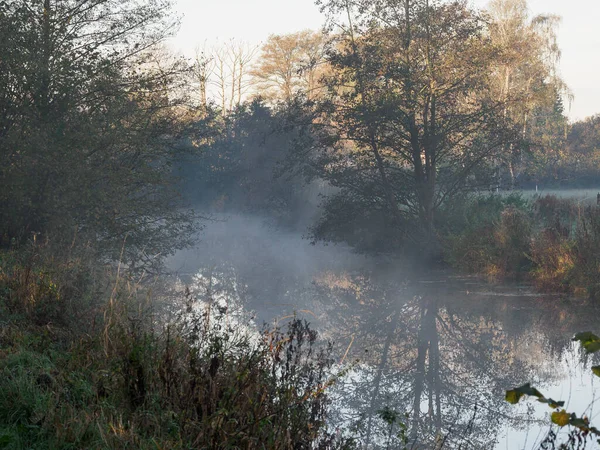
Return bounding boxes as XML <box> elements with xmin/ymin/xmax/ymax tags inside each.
<box><xmin>0</xmin><ymin>241</ymin><xmax>355</xmax><ymax>449</ymax></box>
<box><xmin>442</xmin><ymin>194</ymin><xmax>600</xmax><ymax>299</ymax></box>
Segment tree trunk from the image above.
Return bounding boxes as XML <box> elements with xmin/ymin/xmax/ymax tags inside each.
<box><xmin>365</xmin><ymin>308</ymin><xmax>400</xmax><ymax>448</ymax></box>
<box><xmin>410</xmin><ymin>298</ymin><xmax>439</xmax><ymax>445</ymax></box>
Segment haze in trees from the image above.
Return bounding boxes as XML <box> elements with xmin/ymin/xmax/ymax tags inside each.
<box><xmin>0</xmin><ymin>0</ymin><xmax>195</xmax><ymax>268</ymax></box>
<box><xmin>285</xmin><ymin>0</ymin><xmax>518</xmax><ymax>254</ymax></box>
<box><xmin>3</xmin><ymin>0</ymin><xmax>600</xmax><ymax>448</ymax></box>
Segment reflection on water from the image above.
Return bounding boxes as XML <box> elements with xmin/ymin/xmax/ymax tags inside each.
<box><xmin>168</xmin><ymin>216</ymin><xmax>600</xmax><ymax>449</ymax></box>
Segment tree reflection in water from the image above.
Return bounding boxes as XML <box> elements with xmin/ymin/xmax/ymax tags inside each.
<box><xmin>169</xmin><ymin>223</ymin><xmax>600</xmax><ymax>448</ymax></box>
<box><xmin>315</xmin><ymin>271</ymin><xmax>600</xmax><ymax>448</ymax></box>
<box><xmin>314</xmin><ymin>273</ymin><xmax>526</xmax><ymax>448</ymax></box>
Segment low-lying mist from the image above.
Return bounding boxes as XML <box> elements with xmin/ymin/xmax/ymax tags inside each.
<box><xmin>166</xmin><ymin>212</ymin><xmax>372</xmax><ymax>324</ymax></box>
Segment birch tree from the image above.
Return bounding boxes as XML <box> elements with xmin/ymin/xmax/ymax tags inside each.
<box><xmin>487</xmin><ymin>0</ymin><xmax>569</xmax><ymax>187</ymax></box>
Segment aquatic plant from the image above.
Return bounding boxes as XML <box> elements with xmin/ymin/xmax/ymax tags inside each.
<box><xmin>505</xmin><ymin>331</ymin><xmax>600</xmax><ymax>449</ymax></box>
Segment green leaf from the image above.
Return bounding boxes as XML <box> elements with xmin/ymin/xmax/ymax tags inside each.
<box><xmin>569</xmin><ymin>415</ymin><xmax>590</xmax><ymax>430</ymax></box>
<box><xmin>506</xmin><ymin>383</ymin><xmax>544</xmax><ymax>404</ymax></box>
<box><xmin>506</xmin><ymin>383</ymin><xmax>565</xmax><ymax>408</ymax></box>
<box><xmin>551</xmin><ymin>410</ymin><xmax>570</xmax><ymax>427</ymax></box>
<box><xmin>541</xmin><ymin>397</ymin><xmax>565</xmax><ymax>408</ymax></box>
<box><xmin>585</xmin><ymin>342</ymin><xmax>600</xmax><ymax>353</ymax></box>
<box><xmin>506</xmin><ymin>389</ymin><xmax>525</xmax><ymax>404</ymax></box>
<box><xmin>592</xmin><ymin>366</ymin><xmax>600</xmax><ymax>377</ymax></box>
<box><xmin>573</xmin><ymin>332</ymin><xmax>600</xmax><ymax>353</ymax></box>
<box><xmin>573</xmin><ymin>332</ymin><xmax>598</xmax><ymax>342</ymax></box>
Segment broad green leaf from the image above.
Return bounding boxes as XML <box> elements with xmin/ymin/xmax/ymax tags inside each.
<box><xmin>505</xmin><ymin>383</ymin><xmax>544</xmax><ymax>404</ymax></box>
<box><xmin>573</xmin><ymin>332</ymin><xmax>600</xmax><ymax>353</ymax></box>
<box><xmin>551</xmin><ymin>410</ymin><xmax>570</xmax><ymax>427</ymax></box>
<box><xmin>573</xmin><ymin>332</ymin><xmax>599</xmax><ymax>342</ymax></box>
<box><xmin>506</xmin><ymin>384</ymin><xmax>564</xmax><ymax>408</ymax></box>
<box><xmin>505</xmin><ymin>389</ymin><xmax>524</xmax><ymax>404</ymax></box>
<box><xmin>584</xmin><ymin>342</ymin><xmax>600</xmax><ymax>353</ymax></box>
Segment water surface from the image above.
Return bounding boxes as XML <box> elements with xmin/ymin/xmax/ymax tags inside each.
<box><xmin>168</xmin><ymin>215</ymin><xmax>600</xmax><ymax>449</ymax></box>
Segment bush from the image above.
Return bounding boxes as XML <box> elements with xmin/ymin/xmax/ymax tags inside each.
<box><xmin>570</xmin><ymin>207</ymin><xmax>600</xmax><ymax>297</ymax></box>
<box><xmin>0</xmin><ymin>240</ymin><xmax>104</xmax><ymax>331</ymax></box>
<box><xmin>0</xmin><ymin>246</ymin><xmax>354</xmax><ymax>449</ymax></box>
<box><xmin>440</xmin><ymin>194</ymin><xmax>532</xmax><ymax>277</ymax></box>
<box><xmin>441</xmin><ymin>193</ymin><xmax>600</xmax><ymax>299</ymax></box>
<box><xmin>528</xmin><ymin>228</ymin><xmax>575</xmax><ymax>292</ymax></box>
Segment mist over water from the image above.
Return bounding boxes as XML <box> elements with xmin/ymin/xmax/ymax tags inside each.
<box><xmin>167</xmin><ymin>213</ymin><xmax>600</xmax><ymax>449</ymax></box>
<box><xmin>4</xmin><ymin>0</ymin><xmax>600</xmax><ymax>446</ymax></box>
<box><xmin>167</xmin><ymin>213</ymin><xmax>371</xmax><ymax>324</ymax></box>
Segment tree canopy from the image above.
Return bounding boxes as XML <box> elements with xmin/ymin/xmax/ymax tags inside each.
<box><xmin>0</xmin><ymin>0</ymin><xmax>195</xmax><ymax>267</ymax></box>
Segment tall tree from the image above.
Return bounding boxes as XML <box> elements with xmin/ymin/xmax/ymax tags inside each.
<box><xmin>486</xmin><ymin>0</ymin><xmax>569</xmax><ymax>187</ymax></box>
<box><xmin>0</xmin><ymin>0</ymin><xmax>194</xmax><ymax>267</ymax></box>
<box><xmin>206</xmin><ymin>40</ymin><xmax>259</xmax><ymax>114</ymax></box>
<box><xmin>192</xmin><ymin>43</ymin><xmax>215</xmax><ymax>110</ymax></box>
<box><xmin>252</xmin><ymin>30</ymin><xmax>327</xmax><ymax>103</ymax></box>
<box><xmin>302</xmin><ymin>0</ymin><xmax>515</xmax><ymax>252</ymax></box>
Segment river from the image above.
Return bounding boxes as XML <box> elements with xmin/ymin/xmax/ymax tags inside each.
<box><xmin>167</xmin><ymin>214</ymin><xmax>600</xmax><ymax>449</ymax></box>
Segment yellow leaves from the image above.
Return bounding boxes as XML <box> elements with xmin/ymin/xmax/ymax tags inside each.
<box><xmin>551</xmin><ymin>410</ymin><xmax>570</xmax><ymax>427</ymax></box>
<box><xmin>505</xmin><ymin>389</ymin><xmax>524</xmax><ymax>405</ymax></box>
<box><xmin>573</xmin><ymin>332</ymin><xmax>600</xmax><ymax>354</ymax></box>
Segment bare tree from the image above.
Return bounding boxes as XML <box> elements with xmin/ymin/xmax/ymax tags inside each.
<box><xmin>213</xmin><ymin>44</ymin><xmax>229</xmax><ymax>112</ymax></box>
<box><xmin>198</xmin><ymin>39</ymin><xmax>259</xmax><ymax>114</ymax></box>
<box><xmin>230</xmin><ymin>41</ymin><xmax>260</xmax><ymax>106</ymax></box>
<box><xmin>192</xmin><ymin>42</ymin><xmax>215</xmax><ymax>110</ymax></box>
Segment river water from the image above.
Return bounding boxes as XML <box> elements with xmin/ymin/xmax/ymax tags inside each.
<box><xmin>168</xmin><ymin>215</ymin><xmax>600</xmax><ymax>449</ymax></box>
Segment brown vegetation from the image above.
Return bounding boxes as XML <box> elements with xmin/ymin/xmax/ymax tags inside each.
<box><xmin>0</xmin><ymin>241</ymin><xmax>353</xmax><ymax>449</ymax></box>
<box><xmin>443</xmin><ymin>194</ymin><xmax>600</xmax><ymax>299</ymax></box>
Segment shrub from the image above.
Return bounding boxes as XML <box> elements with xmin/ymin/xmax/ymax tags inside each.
<box><xmin>570</xmin><ymin>207</ymin><xmax>600</xmax><ymax>297</ymax></box>
<box><xmin>0</xmin><ymin>247</ymin><xmax>355</xmax><ymax>449</ymax></box>
<box><xmin>493</xmin><ymin>206</ymin><xmax>533</xmax><ymax>276</ymax></box>
<box><xmin>0</xmin><ymin>240</ymin><xmax>104</xmax><ymax>331</ymax></box>
<box><xmin>442</xmin><ymin>193</ymin><xmax>600</xmax><ymax>298</ymax></box>
<box><xmin>528</xmin><ymin>228</ymin><xmax>575</xmax><ymax>292</ymax></box>
<box><xmin>440</xmin><ymin>194</ymin><xmax>532</xmax><ymax>277</ymax></box>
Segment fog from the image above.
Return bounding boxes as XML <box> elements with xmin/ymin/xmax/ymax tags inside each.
<box><xmin>6</xmin><ymin>0</ymin><xmax>600</xmax><ymax>447</ymax></box>
<box><xmin>164</xmin><ymin>210</ymin><xmax>600</xmax><ymax>449</ymax></box>
<box><xmin>167</xmin><ymin>212</ymin><xmax>373</xmax><ymax>325</ymax></box>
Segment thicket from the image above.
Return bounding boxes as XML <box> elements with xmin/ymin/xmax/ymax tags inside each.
<box><xmin>0</xmin><ymin>0</ymin><xmax>196</xmax><ymax>270</ymax></box>
<box><xmin>441</xmin><ymin>194</ymin><xmax>600</xmax><ymax>298</ymax></box>
<box><xmin>176</xmin><ymin>101</ymin><xmax>313</xmax><ymax>228</ymax></box>
<box><xmin>0</xmin><ymin>241</ymin><xmax>354</xmax><ymax>449</ymax></box>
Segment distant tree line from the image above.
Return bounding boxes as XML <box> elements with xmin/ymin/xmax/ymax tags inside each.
<box><xmin>184</xmin><ymin>0</ymin><xmax>600</xmax><ymax>255</ymax></box>
<box><xmin>3</xmin><ymin>0</ymin><xmax>600</xmax><ymax>263</ymax></box>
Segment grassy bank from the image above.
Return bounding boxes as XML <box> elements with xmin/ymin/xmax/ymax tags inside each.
<box><xmin>440</xmin><ymin>193</ymin><xmax>600</xmax><ymax>297</ymax></box>
<box><xmin>0</xmin><ymin>243</ymin><xmax>352</xmax><ymax>449</ymax></box>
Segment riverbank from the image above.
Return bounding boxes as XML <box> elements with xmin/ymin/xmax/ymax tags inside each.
<box><xmin>440</xmin><ymin>193</ymin><xmax>600</xmax><ymax>298</ymax></box>
<box><xmin>0</xmin><ymin>243</ymin><xmax>352</xmax><ymax>449</ymax></box>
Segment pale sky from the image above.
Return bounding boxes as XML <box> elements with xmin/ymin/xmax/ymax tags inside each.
<box><xmin>170</xmin><ymin>0</ymin><xmax>600</xmax><ymax>121</ymax></box>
